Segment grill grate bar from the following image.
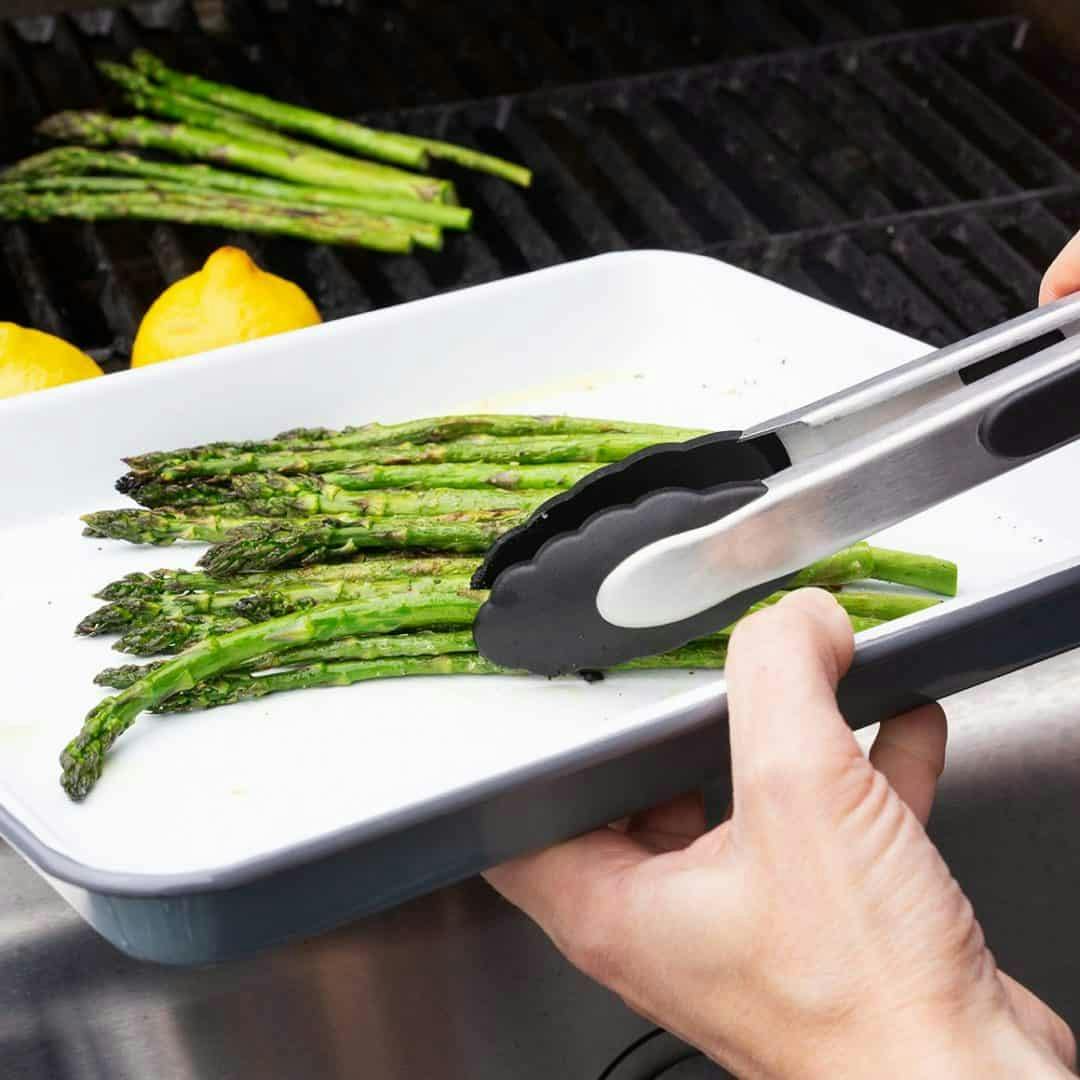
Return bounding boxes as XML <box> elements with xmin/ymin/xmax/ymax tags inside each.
<box><xmin>4</xmin><ymin>7</ymin><xmax>1080</xmax><ymax>364</ymax></box>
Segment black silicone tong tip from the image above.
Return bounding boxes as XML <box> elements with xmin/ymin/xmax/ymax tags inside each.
<box><xmin>471</xmin><ymin>430</ymin><xmax>787</xmax><ymax>589</ymax></box>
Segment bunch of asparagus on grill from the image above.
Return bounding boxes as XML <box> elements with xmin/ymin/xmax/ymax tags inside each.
<box><xmin>1</xmin><ymin>51</ymin><xmax>530</xmax><ymax>253</ymax></box>
<box><xmin>62</xmin><ymin>414</ymin><xmax>958</xmax><ymax>801</ymax></box>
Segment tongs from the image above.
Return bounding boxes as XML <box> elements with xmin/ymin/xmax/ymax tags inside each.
<box><xmin>472</xmin><ymin>293</ymin><xmax>1080</xmax><ymax>676</ymax></box>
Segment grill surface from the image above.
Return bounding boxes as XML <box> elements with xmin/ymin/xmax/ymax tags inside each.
<box><xmin>2</xmin><ymin>4</ymin><xmax>1080</xmax><ymax>368</ymax></box>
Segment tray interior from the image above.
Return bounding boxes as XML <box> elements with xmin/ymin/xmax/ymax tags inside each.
<box><xmin>0</xmin><ymin>251</ymin><xmax>1076</xmax><ymax>881</ymax></box>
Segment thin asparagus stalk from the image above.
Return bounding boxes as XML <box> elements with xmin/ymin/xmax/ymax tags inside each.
<box><xmin>130</xmin><ymin>50</ymin><xmax>428</xmax><ymax>170</ymax></box>
<box><xmin>82</xmin><ymin>508</ymin><xmax>523</xmax><ymax>551</ymax></box>
<box><xmin>119</xmin><ymin>462</ymin><xmax>599</xmax><ymax>506</ymax></box>
<box><xmin>131</xmin><ymin>51</ymin><xmax>530</xmax><ymax>185</ymax></box>
<box><xmin>289</xmin><ymin>463</ymin><xmax>602</xmax><ymax>493</ymax></box>
<box><xmin>96</xmin><ymin>555</ymin><xmax>481</xmax><ymax>600</ymax></box>
<box><xmin>60</xmin><ymin>592</ymin><xmax>486</xmax><ymax>798</ymax></box>
<box><xmin>94</xmin><ymin>542</ymin><xmax>880</xmax><ymax>604</ymax></box>
<box><xmin>83</xmin><ymin>509</ymin><xmax>277</xmax><ymax>545</ymax></box>
<box><xmin>98</xmin><ymin>63</ymin><xmax>374</xmax><ymax>159</ymax></box>
<box><xmin>81</xmin><ymin>573</ymin><xmax>478</xmax><ymax>634</ymax></box>
<box><xmin>865</xmin><ymin>546</ymin><xmax>957</xmax><ymax>596</ymax></box>
<box><xmin>108</xmin><ymin>585</ymin><xmax>920</xmax><ymax>657</ymax></box>
<box><xmin>0</xmin><ymin>186</ymin><xmax>416</xmax><ymax>252</ymax></box>
<box><xmin>787</xmin><ymin>542</ymin><xmax>874</xmax><ymax>587</ymax></box>
<box><xmin>97</xmin><ymin>609</ymin><xmax>887</xmax><ymax>688</ymax></box>
<box><xmin>116</xmin><ymin>614</ymin><xmax>252</xmax><ymax>655</ymax></box>
<box><xmin>124</xmin><ymin>415</ymin><xmax>704</xmax><ymax>471</ymax></box>
<box><xmin>4</xmin><ymin>148</ymin><xmax>473</xmax><ymax>230</ymax></box>
<box><xmin>121</xmin><ymin>57</ymin><xmax>528</xmax><ymax>186</ymax></box>
<box><xmin>78</xmin><ymin>591</ymin><xmax>253</xmax><ymax>634</ymax></box>
<box><xmin>148</xmin><ymin>487</ymin><xmax>557</xmax><ymax>520</ymax></box>
<box><xmin>392</xmin><ymin>133</ymin><xmax>531</xmax><ymax>187</ymax></box>
<box><xmin>1</xmin><ymin>177</ymin><xmax>440</xmax><ymax>251</ymax></box>
<box><xmin>826</xmin><ymin>590</ymin><xmax>940</xmax><ymax>620</ymax></box>
<box><xmin>37</xmin><ymin>112</ymin><xmax>447</xmax><ymax>202</ymax></box>
<box><xmin>129</xmin><ymin>433</ymin><xmax>692</xmax><ymax>482</ymax></box>
<box><xmin>95</xmin><ymin>628</ymin><xmax>483</xmax><ymax>688</ymax></box>
<box><xmin>198</xmin><ymin>513</ymin><xmax>525</xmax><ymax>574</ymax></box>
<box><xmin>151</xmin><ymin>642</ymin><xmax>731</xmax><ymax>713</ymax></box>
<box><xmin>99</xmin><ymin>61</ymin><xmax>427</xmax><ymax>174</ymax></box>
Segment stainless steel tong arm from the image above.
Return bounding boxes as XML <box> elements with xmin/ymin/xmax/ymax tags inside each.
<box><xmin>598</xmin><ymin>309</ymin><xmax>1080</xmax><ymax>629</ymax></box>
<box><xmin>746</xmin><ymin>291</ymin><xmax>1080</xmax><ymax>462</ymax></box>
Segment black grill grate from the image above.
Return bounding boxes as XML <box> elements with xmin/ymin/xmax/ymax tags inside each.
<box><xmin>3</xmin><ymin>4</ymin><xmax>1080</xmax><ymax>370</ymax></box>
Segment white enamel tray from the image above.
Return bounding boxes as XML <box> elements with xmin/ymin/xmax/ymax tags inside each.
<box><xmin>2</xmin><ymin>251</ymin><xmax>1078</xmax><ymax>963</ymax></box>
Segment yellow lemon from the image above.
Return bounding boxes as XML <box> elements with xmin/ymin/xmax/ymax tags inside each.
<box><xmin>132</xmin><ymin>246</ymin><xmax>322</xmax><ymax>367</ymax></box>
<box><xmin>0</xmin><ymin>323</ymin><xmax>103</xmax><ymax>400</ymax></box>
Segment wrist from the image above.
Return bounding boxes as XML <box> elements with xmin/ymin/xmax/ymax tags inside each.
<box><xmin>791</xmin><ymin>1010</ymin><xmax>1069</xmax><ymax>1080</ymax></box>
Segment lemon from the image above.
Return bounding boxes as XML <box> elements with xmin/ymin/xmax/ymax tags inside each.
<box><xmin>132</xmin><ymin>246</ymin><xmax>321</xmax><ymax>367</ymax></box>
<box><xmin>0</xmin><ymin>323</ymin><xmax>103</xmax><ymax>400</ymax></box>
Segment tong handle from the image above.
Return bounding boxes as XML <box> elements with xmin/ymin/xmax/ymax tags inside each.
<box><xmin>744</xmin><ymin>292</ymin><xmax>1080</xmax><ymax>462</ymax></box>
<box><xmin>598</xmin><ymin>328</ymin><xmax>1080</xmax><ymax>629</ymax></box>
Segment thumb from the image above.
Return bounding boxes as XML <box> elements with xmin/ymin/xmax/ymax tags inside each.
<box><xmin>725</xmin><ymin>588</ymin><xmax>858</xmax><ymax>815</ymax></box>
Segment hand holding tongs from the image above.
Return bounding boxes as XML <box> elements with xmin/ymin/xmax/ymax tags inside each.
<box><xmin>472</xmin><ymin>294</ymin><xmax>1080</xmax><ymax>676</ymax></box>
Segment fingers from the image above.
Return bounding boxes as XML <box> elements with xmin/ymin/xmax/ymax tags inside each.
<box><xmin>1040</xmin><ymin>231</ymin><xmax>1080</xmax><ymax>305</ymax></box>
<box><xmin>868</xmin><ymin>703</ymin><xmax>947</xmax><ymax>825</ymax></box>
<box><xmin>725</xmin><ymin>589</ymin><xmax>857</xmax><ymax>808</ymax></box>
<box><xmin>483</xmin><ymin>828</ymin><xmax>647</xmax><ymax>961</ymax></box>
<box><xmin>625</xmin><ymin>790</ymin><xmax>707</xmax><ymax>852</ymax></box>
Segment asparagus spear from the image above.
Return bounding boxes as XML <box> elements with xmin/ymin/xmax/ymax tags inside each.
<box><xmin>145</xmin><ymin>487</ymin><xmax>557</xmax><ymax>520</ymax></box>
<box><xmin>60</xmin><ymin>592</ymin><xmax>485</xmax><ymax>798</ymax></box>
<box><xmin>37</xmin><ymin>112</ymin><xmax>447</xmax><ymax>202</ymax></box>
<box><xmin>0</xmin><ymin>186</ymin><xmax>416</xmax><ymax>253</ymax></box>
<box><xmin>83</xmin><ymin>509</ymin><xmax>273</xmax><ymax>545</ymax></box>
<box><xmin>95</xmin><ymin>628</ymin><xmax>483</xmax><ymax>688</ymax></box>
<box><xmin>116</xmin><ymin>614</ymin><xmax>252</xmax><ymax>655</ymax></box>
<box><xmin>96</xmin><ymin>555</ymin><xmax>481</xmax><ymax>600</ymax></box>
<box><xmin>152</xmin><ymin>643</ymin><xmax>731</xmax><ymax>713</ymax></box>
<box><xmin>198</xmin><ymin>513</ymin><xmax>525</xmax><ymax>574</ymax></box>
<box><xmin>98</xmin><ymin>609</ymin><xmax>889</xmax><ymax>689</ymax></box>
<box><xmin>130</xmin><ymin>50</ymin><xmax>428</xmax><ymax>169</ymax></box>
<box><xmin>83</xmin><ymin>508</ymin><xmax>523</xmax><ymax>550</ymax></box>
<box><xmin>124</xmin><ymin>415</ymin><xmax>703</xmax><ymax>470</ymax></box>
<box><xmin>865</xmin><ymin>546</ymin><xmax>957</xmax><ymax>596</ymax></box>
<box><xmin>131</xmin><ymin>50</ymin><xmax>530</xmax><ymax>185</ymax></box>
<box><xmin>1</xmin><ymin>178</ymin><xmax>440</xmax><ymax>251</ymax></box>
<box><xmin>391</xmin><ymin>133</ymin><xmax>532</xmax><ymax>187</ymax></box>
<box><xmin>82</xmin><ymin>572</ymin><xmax>479</xmax><ymax>634</ymax></box>
<box><xmin>78</xmin><ymin>591</ymin><xmax>252</xmax><ymax>634</ymax></box>
<box><xmin>4</xmin><ymin>148</ymin><xmax>472</xmax><ymax>230</ymax></box>
<box><xmin>131</xmin><ymin>433</ymin><xmax>690</xmax><ymax>482</ymax></box>
<box><xmin>98</xmin><ymin>557</ymin><xmax>481</xmax><ymax>600</ymax></box>
<box><xmin>123</xmin><ymin>57</ymin><xmax>529</xmax><ymax>186</ymax></box>
<box><xmin>827</xmin><ymin>590</ymin><xmax>939</xmax><ymax>619</ymax></box>
<box><xmin>119</xmin><ymin>462</ymin><xmax>599</xmax><ymax>506</ymax></box>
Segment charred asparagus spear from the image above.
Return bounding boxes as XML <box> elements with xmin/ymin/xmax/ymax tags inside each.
<box><xmin>5</xmin><ymin>148</ymin><xmax>472</xmax><ymax>230</ymax></box>
<box><xmin>95</xmin><ymin>628</ymin><xmax>483</xmax><ymax>688</ymax></box>
<box><xmin>124</xmin><ymin>433</ymin><xmax>697</xmax><ymax>483</ymax></box>
<box><xmin>0</xmin><ymin>185</ymin><xmax>418</xmax><ymax>252</ymax></box>
<box><xmin>96</xmin><ymin>610</ymin><xmax>889</xmax><ymax>689</ymax></box>
<box><xmin>37</xmin><ymin>112</ymin><xmax>448</xmax><ymax>202</ymax></box>
<box><xmin>198</xmin><ymin>513</ymin><xmax>525</xmax><ymax>573</ymax></box>
<box><xmin>83</xmin><ymin>508</ymin><xmax>524</xmax><ymax>554</ymax></box>
<box><xmin>96</xmin><ymin>555</ymin><xmax>481</xmax><ymax>600</ymax></box>
<box><xmin>120</xmin><ymin>463</ymin><xmax>602</xmax><ymax>507</ymax></box>
<box><xmin>81</xmin><ymin>573</ymin><xmax>478</xmax><ymax>634</ymax></box>
<box><xmin>61</xmin><ymin>592</ymin><xmax>486</xmax><ymax>798</ymax></box>
<box><xmin>148</xmin><ymin>487</ymin><xmax>556</xmax><ymax>520</ymax></box>
<box><xmin>123</xmin><ymin>415</ymin><xmax>704</xmax><ymax>471</ymax></box>
<box><xmin>152</xmin><ymin>647</ymin><xmax>724</xmax><ymax>713</ymax></box>
<box><xmin>131</xmin><ymin>50</ymin><xmax>531</xmax><ymax>185</ymax></box>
